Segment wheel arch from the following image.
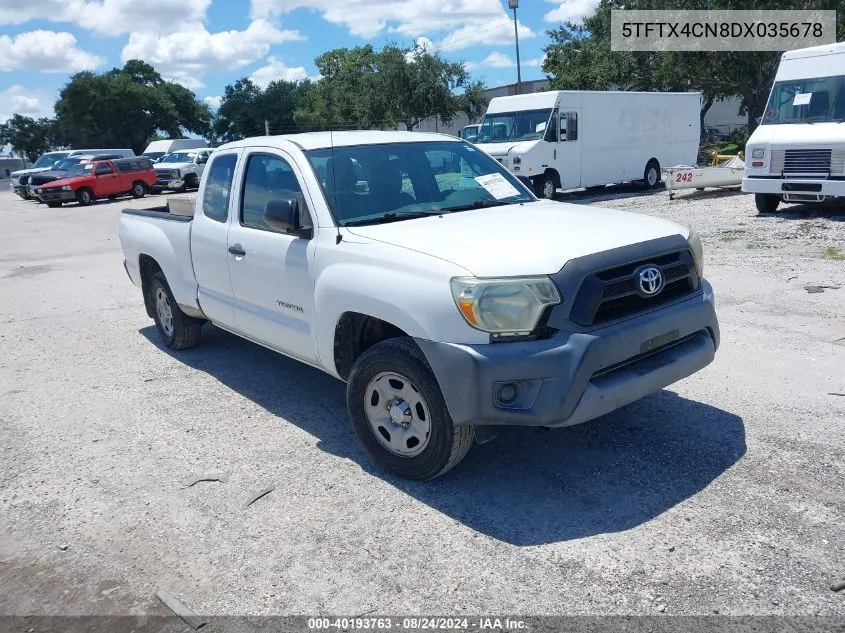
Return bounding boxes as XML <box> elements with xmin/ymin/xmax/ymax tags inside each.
<box><xmin>138</xmin><ymin>254</ymin><xmax>163</xmax><ymax>319</ymax></box>
<box><xmin>333</xmin><ymin>312</ymin><xmax>412</xmax><ymax>381</ymax></box>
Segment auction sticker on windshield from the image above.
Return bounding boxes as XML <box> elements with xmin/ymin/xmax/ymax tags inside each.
<box><xmin>475</xmin><ymin>173</ymin><xmax>521</xmax><ymax>200</ymax></box>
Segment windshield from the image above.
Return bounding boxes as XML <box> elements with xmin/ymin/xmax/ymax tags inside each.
<box><xmin>161</xmin><ymin>151</ymin><xmax>196</xmax><ymax>163</ymax></box>
<box><xmin>66</xmin><ymin>164</ymin><xmax>93</xmax><ymax>177</ymax></box>
<box><xmin>762</xmin><ymin>75</ymin><xmax>845</xmax><ymax>124</ymax></box>
<box><xmin>462</xmin><ymin>126</ymin><xmax>479</xmax><ymax>142</ymax></box>
<box><xmin>53</xmin><ymin>157</ymin><xmax>85</xmax><ymax>171</ymax></box>
<box><xmin>477</xmin><ymin>109</ymin><xmax>552</xmax><ymax>143</ymax></box>
<box><xmin>33</xmin><ymin>153</ymin><xmax>69</xmax><ymax>168</ymax></box>
<box><xmin>305</xmin><ymin>140</ymin><xmax>534</xmax><ymax>227</ymax></box>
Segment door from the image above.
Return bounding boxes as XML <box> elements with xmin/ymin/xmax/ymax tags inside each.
<box><xmin>190</xmin><ymin>150</ymin><xmax>241</xmax><ymax>329</ymax></box>
<box><xmin>557</xmin><ymin>110</ymin><xmax>582</xmax><ymax>189</ymax></box>
<box><xmin>227</xmin><ymin>150</ymin><xmax>318</xmax><ymax>363</ymax></box>
<box><xmin>92</xmin><ymin>162</ymin><xmax>119</xmax><ymax>196</ymax></box>
<box><xmin>195</xmin><ymin>150</ymin><xmax>211</xmax><ymax>179</ymax></box>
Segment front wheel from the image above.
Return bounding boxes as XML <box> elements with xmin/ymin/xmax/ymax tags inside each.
<box><xmin>755</xmin><ymin>193</ymin><xmax>780</xmax><ymax>214</ymax></box>
<box><xmin>76</xmin><ymin>188</ymin><xmax>94</xmax><ymax>206</ymax></box>
<box><xmin>149</xmin><ymin>271</ymin><xmax>203</xmax><ymax>350</ymax></box>
<box><xmin>533</xmin><ymin>173</ymin><xmax>557</xmax><ymax>200</ymax></box>
<box><xmin>643</xmin><ymin>159</ymin><xmax>661</xmax><ymax>189</ymax></box>
<box><xmin>346</xmin><ymin>337</ymin><xmax>474</xmax><ymax>479</ymax></box>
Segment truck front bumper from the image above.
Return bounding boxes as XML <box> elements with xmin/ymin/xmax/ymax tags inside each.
<box><xmin>743</xmin><ymin>176</ymin><xmax>845</xmax><ymax>200</ymax></box>
<box><xmin>153</xmin><ymin>178</ymin><xmax>185</xmax><ymax>191</ymax></box>
<box><xmin>416</xmin><ymin>280</ymin><xmax>719</xmax><ymax>428</ymax></box>
<box><xmin>37</xmin><ymin>190</ymin><xmax>76</xmax><ymax>203</ymax></box>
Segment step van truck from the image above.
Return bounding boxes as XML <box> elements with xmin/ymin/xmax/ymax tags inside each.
<box><xmin>743</xmin><ymin>42</ymin><xmax>845</xmax><ymax>213</ymax></box>
<box><xmin>475</xmin><ymin>91</ymin><xmax>701</xmax><ymax>199</ymax></box>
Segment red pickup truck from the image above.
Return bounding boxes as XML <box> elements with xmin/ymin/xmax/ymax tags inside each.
<box><xmin>36</xmin><ymin>157</ymin><xmax>157</xmax><ymax>207</ymax></box>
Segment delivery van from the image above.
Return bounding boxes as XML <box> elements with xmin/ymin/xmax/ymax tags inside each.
<box><xmin>742</xmin><ymin>42</ymin><xmax>845</xmax><ymax>213</ymax></box>
<box><xmin>142</xmin><ymin>139</ymin><xmax>208</xmax><ymax>163</ymax></box>
<box><xmin>475</xmin><ymin>91</ymin><xmax>701</xmax><ymax>198</ymax></box>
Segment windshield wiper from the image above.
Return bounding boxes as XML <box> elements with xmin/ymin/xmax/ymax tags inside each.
<box><xmin>342</xmin><ymin>210</ymin><xmax>444</xmax><ymax>227</ymax></box>
<box><xmin>440</xmin><ymin>199</ymin><xmax>520</xmax><ymax>214</ymax></box>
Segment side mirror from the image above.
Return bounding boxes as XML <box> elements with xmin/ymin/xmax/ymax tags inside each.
<box><xmin>264</xmin><ymin>198</ymin><xmax>312</xmax><ymax>238</ymax></box>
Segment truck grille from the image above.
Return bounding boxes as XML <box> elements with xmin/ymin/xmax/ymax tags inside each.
<box><xmin>771</xmin><ymin>149</ymin><xmax>832</xmax><ymax>174</ymax></box>
<box><xmin>156</xmin><ymin>169</ymin><xmax>175</xmax><ymax>179</ymax></box>
<box><xmin>29</xmin><ymin>175</ymin><xmax>58</xmax><ymax>186</ymax></box>
<box><xmin>570</xmin><ymin>250</ymin><xmax>699</xmax><ymax>327</ymax></box>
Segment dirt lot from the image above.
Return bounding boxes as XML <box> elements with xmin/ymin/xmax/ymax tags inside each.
<box><xmin>0</xmin><ymin>184</ymin><xmax>843</xmax><ymax>624</ymax></box>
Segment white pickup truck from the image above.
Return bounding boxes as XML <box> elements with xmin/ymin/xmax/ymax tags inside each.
<box><xmin>119</xmin><ymin>131</ymin><xmax>719</xmax><ymax>479</ymax></box>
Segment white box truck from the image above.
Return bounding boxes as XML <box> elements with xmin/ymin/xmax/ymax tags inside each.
<box><xmin>475</xmin><ymin>91</ymin><xmax>701</xmax><ymax>199</ymax></box>
<box><xmin>743</xmin><ymin>42</ymin><xmax>845</xmax><ymax>213</ymax></box>
<box><xmin>142</xmin><ymin>139</ymin><xmax>208</xmax><ymax>163</ymax></box>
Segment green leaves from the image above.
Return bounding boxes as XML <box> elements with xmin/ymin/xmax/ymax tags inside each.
<box><xmin>0</xmin><ymin>115</ymin><xmax>60</xmax><ymax>162</ymax></box>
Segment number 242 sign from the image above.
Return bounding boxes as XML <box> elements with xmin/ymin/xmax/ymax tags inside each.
<box><xmin>674</xmin><ymin>172</ymin><xmax>694</xmax><ymax>183</ymax></box>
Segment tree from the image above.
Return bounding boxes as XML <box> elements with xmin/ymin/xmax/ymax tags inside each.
<box><xmin>295</xmin><ymin>43</ymin><xmax>485</xmax><ymax>130</ymax></box>
<box><xmin>212</xmin><ymin>78</ymin><xmax>313</xmax><ymax>142</ymax></box>
<box><xmin>53</xmin><ymin>60</ymin><xmax>212</xmax><ymax>153</ymax></box>
<box><xmin>543</xmin><ymin>0</ymin><xmax>845</xmax><ymax>134</ymax></box>
<box><xmin>0</xmin><ymin>115</ymin><xmax>60</xmax><ymax>162</ymax></box>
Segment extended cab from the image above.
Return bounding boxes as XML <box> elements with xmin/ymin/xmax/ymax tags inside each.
<box><xmin>38</xmin><ymin>157</ymin><xmax>156</xmax><ymax>207</ymax></box>
<box><xmin>152</xmin><ymin>148</ymin><xmax>213</xmax><ymax>192</ymax></box>
<box><xmin>119</xmin><ymin>131</ymin><xmax>719</xmax><ymax>479</ymax></box>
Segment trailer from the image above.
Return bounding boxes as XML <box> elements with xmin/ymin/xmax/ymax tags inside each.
<box><xmin>664</xmin><ymin>154</ymin><xmax>745</xmax><ymax>200</ymax></box>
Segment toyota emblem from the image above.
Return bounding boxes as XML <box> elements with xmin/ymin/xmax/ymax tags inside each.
<box><xmin>638</xmin><ymin>266</ymin><xmax>663</xmax><ymax>296</ymax></box>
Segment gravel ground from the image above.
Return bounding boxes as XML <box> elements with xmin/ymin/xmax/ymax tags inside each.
<box><xmin>0</xmin><ymin>184</ymin><xmax>843</xmax><ymax>624</ymax></box>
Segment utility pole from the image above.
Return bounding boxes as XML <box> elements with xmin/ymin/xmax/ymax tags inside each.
<box><xmin>265</xmin><ymin>120</ymin><xmax>270</xmax><ymax>136</ymax></box>
<box><xmin>509</xmin><ymin>0</ymin><xmax>522</xmax><ymax>95</ymax></box>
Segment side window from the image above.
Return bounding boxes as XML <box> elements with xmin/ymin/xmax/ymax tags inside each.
<box><xmin>240</xmin><ymin>153</ymin><xmax>310</xmax><ymax>232</ymax></box>
<box><xmin>201</xmin><ymin>154</ymin><xmax>237</xmax><ymax>223</ymax></box>
<box><xmin>95</xmin><ymin>163</ymin><xmax>113</xmax><ymax>175</ymax></box>
<box><xmin>197</xmin><ymin>151</ymin><xmax>210</xmax><ymax>165</ymax></box>
<box><xmin>544</xmin><ymin>110</ymin><xmax>558</xmax><ymax>142</ymax></box>
<box><xmin>567</xmin><ymin>112</ymin><xmax>578</xmax><ymax>141</ymax></box>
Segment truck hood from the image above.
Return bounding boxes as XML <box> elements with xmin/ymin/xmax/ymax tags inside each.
<box><xmin>475</xmin><ymin>140</ymin><xmax>540</xmax><ymax>157</ymax></box>
<box><xmin>155</xmin><ymin>162</ymin><xmax>192</xmax><ymax>171</ymax></box>
<box><xmin>749</xmin><ymin>122</ymin><xmax>845</xmax><ymax>147</ymax></box>
<box><xmin>29</xmin><ymin>169</ymin><xmax>68</xmax><ymax>181</ymax></box>
<box><xmin>346</xmin><ymin>199</ymin><xmax>690</xmax><ymax>277</ymax></box>
<box><xmin>40</xmin><ymin>175</ymin><xmax>89</xmax><ymax>189</ymax></box>
<box><xmin>11</xmin><ymin>167</ymin><xmax>52</xmax><ymax>178</ymax></box>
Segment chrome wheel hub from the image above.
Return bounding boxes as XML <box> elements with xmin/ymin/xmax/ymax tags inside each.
<box><xmin>543</xmin><ymin>179</ymin><xmax>555</xmax><ymax>199</ymax></box>
<box><xmin>155</xmin><ymin>287</ymin><xmax>174</xmax><ymax>337</ymax></box>
<box><xmin>364</xmin><ymin>372</ymin><xmax>431</xmax><ymax>457</ymax></box>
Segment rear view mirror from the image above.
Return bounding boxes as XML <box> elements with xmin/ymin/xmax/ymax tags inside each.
<box><xmin>264</xmin><ymin>198</ymin><xmax>312</xmax><ymax>238</ymax></box>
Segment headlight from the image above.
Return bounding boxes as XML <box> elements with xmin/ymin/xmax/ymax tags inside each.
<box><xmin>751</xmin><ymin>148</ymin><xmax>765</xmax><ymax>159</ymax></box>
<box><xmin>511</xmin><ymin>156</ymin><xmax>521</xmax><ymax>165</ymax></box>
<box><xmin>450</xmin><ymin>276</ymin><xmax>561</xmax><ymax>335</ymax></box>
<box><xmin>687</xmin><ymin>229</ymin><xmax>704</xmax><ymax>278</ymax></box>
<box><xmin>62</xmin><ymin>185</ymin><xmax>72</xmax><ymax>191</ymax></box>
<box><xmin>174</xmin><ymin>169</ymin><xmax>181</xmax><ymax>178</ymax></box>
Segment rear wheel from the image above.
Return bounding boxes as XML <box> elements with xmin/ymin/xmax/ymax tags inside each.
<box><xmin>755</xmin><ymin>193</ymin><xmax>780</xmax><ymax>214</ymax></box>
<box><xmin>346</xmin><ymin>337</ymin><xmax>474</xmax><ymax>479</ymax></box>
<box><xmin>149</xmin><ymin>271</ymin><xmax>203</xmax><ymax>350</ymax></box>
<box><xmin>76</xmin><ymin>188</ymin><xmax>94</xmax><ymax>206</ymax></box>
<box><xmin>643</xmin><ymin>159</ymin><xmax>661</xmax><ymax>189</ymax></box>
<box><xmin>132</xmin><ymin>182</ymin><xmax>147</xmax><ymax>198</ymax></box>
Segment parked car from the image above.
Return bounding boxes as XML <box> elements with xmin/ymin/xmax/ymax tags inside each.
<box><xmin>459</xmin><ymin>124</ymin><xmax>480</xmax><ymax>142</ymax></box>
<box><xmin>143</xmin><ymin>139</ymin><xmax>208</xmax><ymax>163</ymax></box>
<box><xmin>10</xmin><ymin>151</ymin><xmax>73</xmax><ymax>199</ymax></box>
<box><xmin>36</xmin><ymin>157</ymin><xmax>156</xmax><ymax>207</ymax></box>
<box><xmin>119</xmin><ymin>131</ymin><xmax>718</xmax><ymax>479</ymax></box>
<box><xmin>26</xmin><ymin>152</ymin><xmax>135</xmax><ymax>199</ymax></box>
<box><xmin>703</xmin><ymin>127</ymin><xmax>729</xmax><ymax>141</ymax></box>
<box><xmin>152</xmin><ymin>148</ymin><xmax>214</xmax><ymax>192</ymax></box>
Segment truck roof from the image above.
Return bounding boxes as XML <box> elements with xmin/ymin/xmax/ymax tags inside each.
<box><xmin>781</xmin><ymin>41</ymin><xmax>845</xmax><ymax>60</ymax></box>
<box><xmin>486</xmin><ymin>90</ymin><xmax>702</xmax><ymax>114</ymax></box>
<box><xmin>218</xmin><ymin>130</ymin><xmax>458</xmax><ymax>152</ymax></box>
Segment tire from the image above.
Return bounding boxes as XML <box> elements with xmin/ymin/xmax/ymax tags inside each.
<box><xmin>755</xmin><ymin>193</ymin><xmax>780</xmax><ymax>214</ymax></box>
<box><xmin>185</xmin><ymin>174</ymin><xmax>199</xmax><ymax>191</ymax></box>
<box><xmin>643</xmin><ymin>159</ymin><xmax>661</xmax><ymax>189</ymax></box>
<box><xmin>76</xmin><ymin>188</ymin><xmax>94</xmax><ymax>206</ymax></box>
<box><xmin>533</xmin><ymin>173</ymin><xmax>557</xmax><ymax>200</ymax></box>
<box><xmin>346</xmin><ymin>337</ymin><xmax>474</xmax><ymax>480</ymax></box>
<box><xmin>46</xmin><ymin>202</ymin><xmax>62</xmax><ymax>208</ymax></box>
<box><xmin>132</xmin><ymin>182</ymin><xmax>147</xmax><ymax>198</ymax></box>
<box><xmin>149</xmin><ymin>271</ymin><xmax>203</xmax><ymax>350</ymax></box>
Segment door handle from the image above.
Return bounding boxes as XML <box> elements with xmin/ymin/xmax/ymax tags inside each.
<box><xmin>228</xmin><ymin>244</ymin><xmax>246</xmax><ymax>256</ymax></box>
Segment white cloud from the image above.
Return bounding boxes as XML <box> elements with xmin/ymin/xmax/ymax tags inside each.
<box><xmin>0</xmin><ymin>85</ymin><xmax>54</xmax><ymax>123</ymax></box>
<box><xmin>203</xmin><ymin>95</ymin><xmax>223</xmax><ymax>110</ymax></box>
<box><xmin>544</xmin><ymin>0</ymin><xmax>600</xmax><ymax>24</ymax></box>
<box><xmin>465</xmin><ymin>51</ymin><xmax>516</xmax><ymax>71</ymax></box>
<box><xmin>524</xmin><ymin>53</ymin><xmax>547</xmax><ymax>68</ymax></box>
<box><xmin>0</xmin><ymin>30</ymin><xmax>104</xmax><ymax>73</ymax></box>
<box><xmin>250</xmin><ymin>57</ymin><xmax>315</xmax><ymax>88</ymax></box>
<box><xmin>0</xmin><ymin>0</ymin><xmax>212</xmax><ymax>36</ymax></box>
<box><xmin>251</xmin><ymin>0</ymin><xmax>534</xmax><ymax>50</ymax></box>
<box><xmin>404</xmin><ymin>36</ymin><xmax>435</xmax><ymax>62</ymax></box>
<box><xmin>121</xmin><ymin>20</ymin><xmax>304</xmax><ymax>91</ymax></box>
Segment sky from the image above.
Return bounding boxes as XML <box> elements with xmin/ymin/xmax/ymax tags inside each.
<box><xmin>0</xmin><ymin>0</ymin><xmax>599</xmax><ymax>123</ymax></box>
